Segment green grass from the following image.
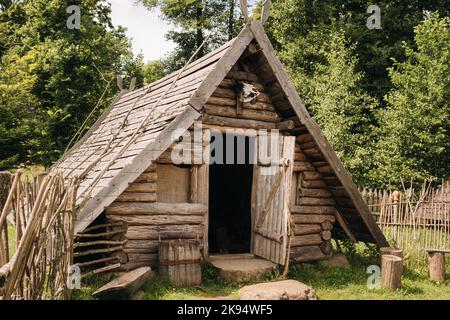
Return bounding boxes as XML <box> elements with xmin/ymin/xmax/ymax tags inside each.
<box><xmin>73</xmin><ymin>248</ymin><xmax>450</xmax><ymax>300</ymax></box>
<box><xmin>142</xmin><ymin>243</ymin><xmax>450</xmax><ymax>300</ymax></box>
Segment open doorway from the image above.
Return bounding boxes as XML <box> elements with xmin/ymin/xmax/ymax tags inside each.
<box><xmin>208</xmin><ymin>134</ymin><xmax>254</xmax><ymax>254</ymax></box>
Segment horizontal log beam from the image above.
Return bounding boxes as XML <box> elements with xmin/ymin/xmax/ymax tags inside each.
<box><xmin>116</xmin><ymin>192</ymin><xmax>157</xmax><ymax>203</ymax></box>
<box><xmin>291</xmin><ymin>234</ymin><xmax>323</xmax><ymax>247</ymax></box>
<box><xmin>106</xmin><ymin>202</ymin><xmax>207</xmax><ymax>216</ymax></box>
<box><xmin>293</xmin><ymin>224</ymin><xmax>322</xmax><ymax>236</ymax></box>
<box><xmin>290</xmin><ymin>205</ymin><xmax>336</xmax><ymax>215</ymax></box>
<box><xmin>292</xmin><ymin>214</ymin><xmax>336</xmax><ymax>224</ymax></box>
<box><xmin>109</xmin><ymin>214</ymin><xmax>204</xmax><ymax>226</ymax></box>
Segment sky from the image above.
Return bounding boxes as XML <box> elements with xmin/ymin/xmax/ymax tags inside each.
<box><xmin>108</xmin><ymin>0</ymin><xmax>175</xmax><ymax>62</ymax></box>
<box><xmin>109</xmin><ymin>0</ymin><xmax>259</xmax><ymax>63</ymax></box>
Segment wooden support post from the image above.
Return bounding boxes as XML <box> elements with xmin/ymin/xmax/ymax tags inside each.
<box><xmin>381</xmin><ymin>255</ymin><xmax>403</xmax><ymax>290</ymax></box>
<box><xmin>391</xmin><ymin>191</ymin><xmax>400</xmax><ymax>245</ymax></box>
<box><xmin>428</xmin><ymin>251</ymin><xmax>445</xmax><ymax>282</ymax></box>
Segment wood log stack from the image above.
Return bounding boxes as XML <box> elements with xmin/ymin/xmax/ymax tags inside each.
<box><xmin>289</xmin><ymin>143</ymin><xmax>335</xmax><ymax>262</ymax></box>
<box><xmin>105</xmin><ymin>159</ymin><xmax>208</xmax><ymax>270</ymax></box>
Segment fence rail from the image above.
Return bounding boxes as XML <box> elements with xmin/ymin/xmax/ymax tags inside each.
<box><xmin>361</xmin><ymin>181</ymin><xmax>450</xmax><ymax>270</ymax></box>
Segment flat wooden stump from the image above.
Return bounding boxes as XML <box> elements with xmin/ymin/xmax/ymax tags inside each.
<box><xmin>210</xmin><ymin>256</ymin><xmax>276</xmax><ymax>282</ymax></box>
<box><xmin>93</xmin><ymin>267</ymin><xmax>153</xmax><ymax>300</ymax></box>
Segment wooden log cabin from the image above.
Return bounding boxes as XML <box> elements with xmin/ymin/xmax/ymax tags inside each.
<box><xmin>53</xmin><ymin>20</ymin><xmax>387</xmax><ymax>272</ymax></box>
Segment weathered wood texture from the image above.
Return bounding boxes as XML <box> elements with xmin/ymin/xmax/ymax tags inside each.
<box><xmin>159</xmin><ymin>240</ymin><xmax>202</xmax><ymax>286</ymax></box>
<box><xmin>92</xmin><ymin>267</ymin><xmax>154</xmax><ymax>299</ymax></box>
<box><xmin>381</xmin><ymin>255</ymin><xmax>403</xmax><ymax>290</ymax></box>
<box><xmin>287</xmin><ymin>144</ymin><xmax>336</xmax><ymax>262</ymax></box>
<box><xmin>428</xmin><ymin>251</ymin><xmax>445</xmax><ymax>282</ymax></box>
<box><xmin>105</xmin><ymin>161</ymin><xmax>206</xmax><ymax>269</ymax></box>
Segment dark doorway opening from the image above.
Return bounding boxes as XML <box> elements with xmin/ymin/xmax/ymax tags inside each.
<box><xmin>208</xmin><ymin>134</ymin><xmax>254</xmax><ymax>254</ymax></box>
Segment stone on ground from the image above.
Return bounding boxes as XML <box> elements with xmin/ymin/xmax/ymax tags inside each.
<box><xmin>239</xmin><ymin>280</ymin><xmax>317</xmax><ymax>300</ymax></box>
<box><xmin>319</xmin><ymin>253</ymin><xmax>350</xmax><ymax>268</ymax></box>
<box><xmin>210</xmin><ymin>257</ymin><xmax>276</xmax><ymax>282</ymax></box>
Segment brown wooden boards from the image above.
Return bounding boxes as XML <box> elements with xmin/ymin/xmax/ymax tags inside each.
<box><xmin>251</xmin><ymin>136</ymin><xmax>295</xmax><ymax>265</ymax></box>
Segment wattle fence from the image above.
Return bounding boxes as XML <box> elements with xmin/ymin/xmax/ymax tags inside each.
<box><xmin>361</xmin><ymin>181</ymin><xmax>450</xmax><ymax>270</ymax></box>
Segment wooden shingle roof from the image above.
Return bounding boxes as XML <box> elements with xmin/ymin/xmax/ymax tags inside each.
<box><xmin>53</xmin><ymin>22</ymin><xmax>387</xmax><ymax>247</ymax></box>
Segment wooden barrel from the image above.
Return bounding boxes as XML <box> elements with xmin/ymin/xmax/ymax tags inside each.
<box><xmin>159</xmin><ymin>240</ymin><xmax>202</xmax><ymax>286</ymax></box>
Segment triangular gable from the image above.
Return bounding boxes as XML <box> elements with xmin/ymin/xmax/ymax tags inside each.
<box><xmin>63</xmin><ymin>21</ymin><xmax>387</xmax><ymax>247</ymax></box>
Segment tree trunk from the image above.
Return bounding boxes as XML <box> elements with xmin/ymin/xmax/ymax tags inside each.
<box><xmin>228</xmin><ymin>0</ymin><xmax>235</xmax><ymax>41</ymax></box>
<box><xmin>381</xmin><ymin>255</ymin><xmax>403</xmax><ymax>290</ymax></box>
<box><xmin>428</xmin><ymin>252</ymin><xmax>445</xmax><ymax>282</ymax></box>
<box><xmin>196</xmin><ymin>5</ymin><xmax>204</xmax><ymax>57</ymax></box>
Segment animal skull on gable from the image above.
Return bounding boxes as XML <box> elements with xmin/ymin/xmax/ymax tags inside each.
<box><xmin>235</xmin><ymin>82</ymin><xmax>260</xmax><ymax>104</ymax></box>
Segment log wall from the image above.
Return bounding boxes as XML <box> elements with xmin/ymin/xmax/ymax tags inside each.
<box><xmin>104</xmin><ymin>66</ymin><xmax>338</xmax><ymax>269</ymax></box>
<box><xmin>203</xmin><ymin>68</ymin><xmax>337</xmax><ymax>263</ymax></box>
<box><xmin>105</xmin><ymin>138</ymin><xmax>208</xmax><ymax>270</ymax></box>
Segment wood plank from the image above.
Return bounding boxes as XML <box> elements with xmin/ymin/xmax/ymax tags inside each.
<box><xmin>106</xmin><ymin>202</ymin><xmax>207</xmax><ymax>216</ymax></box>
<box><xmin>291</xmin><ymin>234</ymin><xmax>323</xmax><ymax>247</ymax></box>
<box><xmin>108</xmin><ymin>214</ymin><xmax>204</xmax><ymax>226</ymax></box>
<box><xmin>292</xmin><ymin>214</ymin><xmax>336</xmax><ymax>224</ymax></box>
<box><xmin>116</xmin><ymin>192</ymin><xmax>156</xmax><ymax>202</ymax></box>
<box><xmin>293</xmin><ymin>224</ymin><xmax>322</xmax><ymax>236</ymax></box>
<box><xmin>298</xmin><ymin>197</ymin><xmax>336</xmax><ymax>206</ymax></box>
<box><xmin>126</xmin><ymin>225</ymin><xmax>203</xmax><ymax>240</ymax></box>
<box><xmin>92</xmin><ymin>267</ymin><xmax>154</xmax><ymax>300</ymax></box>
<box><xmin>290</xmin><ymin>205</ymin><xmax>336</xmax><ymax>215</ymax></box>
<box><xmin>125</xmin><ymin>183</ymin><xmax>156</xmax><ymax>193</ymax></box>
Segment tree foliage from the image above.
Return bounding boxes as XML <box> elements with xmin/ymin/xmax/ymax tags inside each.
<box><xmin>140</xmin><ymin>0</ymin><xmax>243</xmax><ymax>72</ymax></box>
<box><xmin>0</xmin><ymin>0</ymin><xmax>142</xmax><ymax>169</ymax></box>
<box><xmin>268</xmin><ymin>0</ymin><xmax>449</xmax><ymax>102</ymax></box>
<box><xmin>374</xmin><ymin>13</ymin><xmax>450</xmax><ymax>185</ymax></box>
<box><xmin>305</xmin><ymin>31</ymin><xmax>378</xmax><ymax>185</ymax></box>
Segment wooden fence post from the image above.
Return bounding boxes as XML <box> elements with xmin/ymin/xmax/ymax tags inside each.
<box><xmin>0</xmin><ymin>171</ymin><xmax>12</xmax><ymax>266</ymax></box>
<box><xmin>391</xmin><ymin>191</ymin><xmax>400</xmax><ymax>245</ymax></box>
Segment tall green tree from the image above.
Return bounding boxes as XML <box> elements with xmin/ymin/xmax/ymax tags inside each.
<box><xmin>140</xmin><ymin>0</ymin><xmax>243</xmax><ymax>72</ymax></box>
<box><xmin>374</xmin><ymin>13</ymin><xmax>450</xmax><ymax>185</ymax></box>
<box><xmin>268</xmin><ymin>0</ymin><xmax>449</xmax><ymax>103</ymax></box>
<box><xmin>301</xmin><ymin>30</ymin><xmax>378</xmax><ymax>184</ymax></box>
<box><xmin>143</xmin><ymin>60</ymin><xmax>165</xmax><ymax>84</ymax></box>
<box><xmin>0</xmin><ymin>0</ymin><xmax>142</xmax><ymax>169</ymax></box>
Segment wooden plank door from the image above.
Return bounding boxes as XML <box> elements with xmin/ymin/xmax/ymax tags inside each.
<box><xmin>251</xmin><ymin>135</ymin><xmax>295</xmax><ymax>265</ymax></box>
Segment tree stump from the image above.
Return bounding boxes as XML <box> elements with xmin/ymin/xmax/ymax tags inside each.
<box><xmin>428</xmin><ymin>251</ymin><xmax>445</xmax><ymax>282</ymax></box>
<box><xmin>380</xmin><ymin>247</ymin><xmax>403</xmax><ymax>259</ymax></box>
<box><xmin>381</xmin><ymin>255</ymin><xmax>403</xmax><ymax>290</ymax></box>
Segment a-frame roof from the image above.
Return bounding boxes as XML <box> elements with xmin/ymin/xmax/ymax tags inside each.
<box><xmin>53</xmin><ymin>21</ymin><xmax>387</xmax><ymax>247</ymax></box>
